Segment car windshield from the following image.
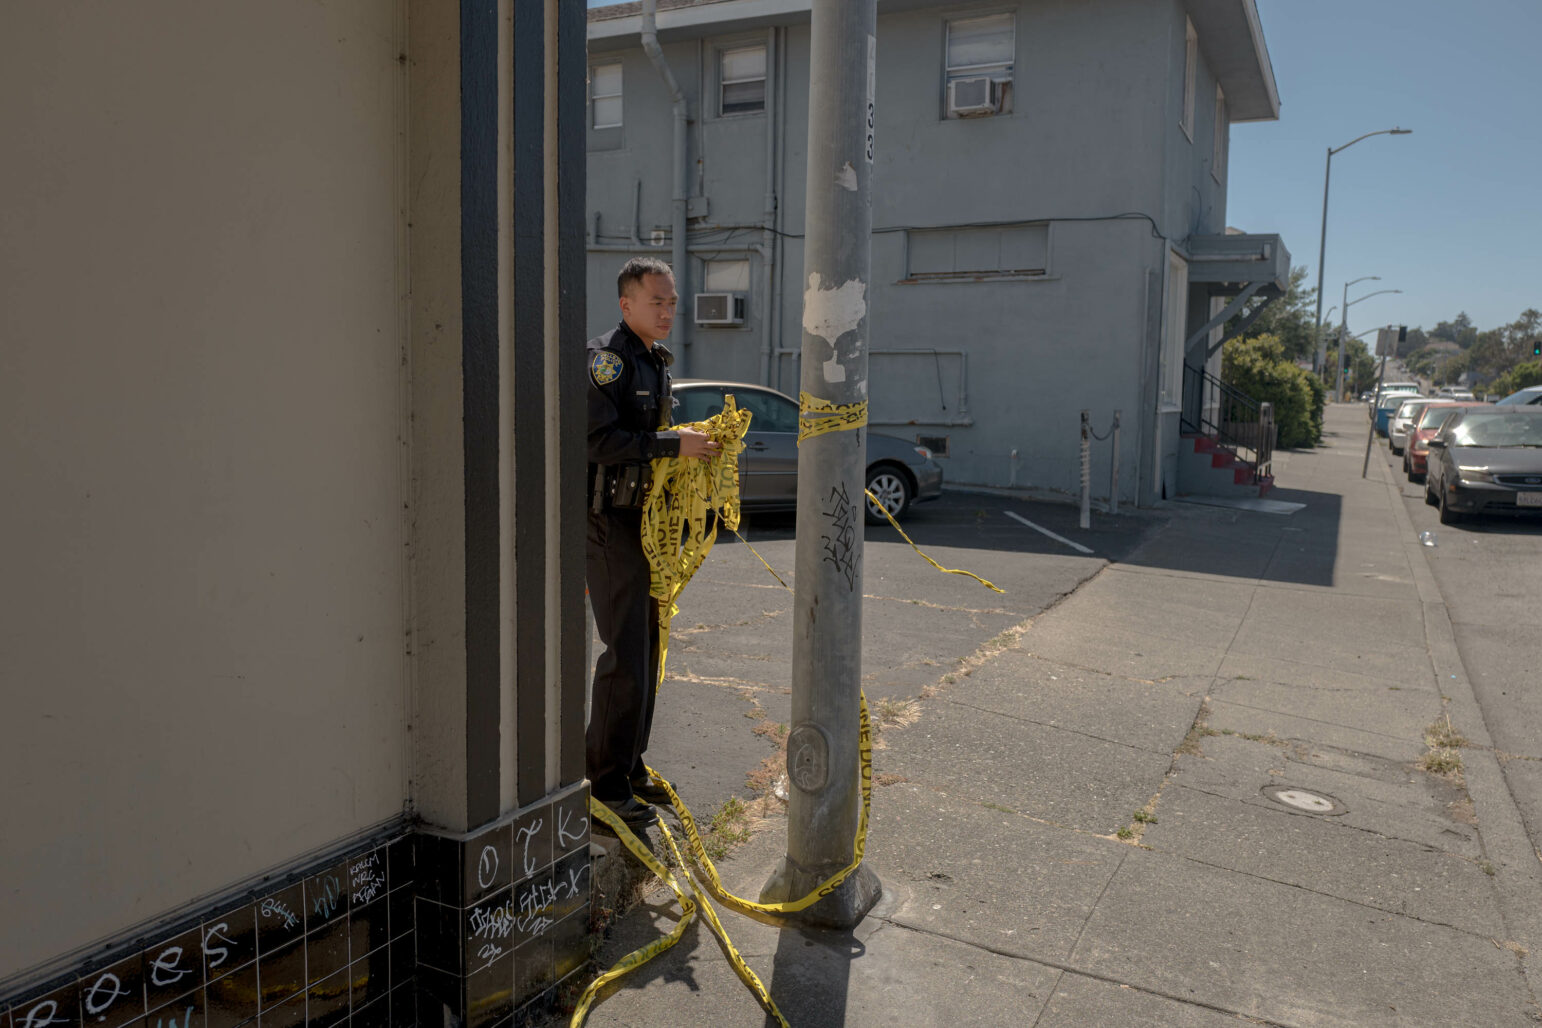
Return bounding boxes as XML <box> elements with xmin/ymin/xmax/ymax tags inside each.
<box><xmin>1496</xmin><ymin>389</ymin><xmax>1542</xmax><ymax>407</ymax></box>
<box><xmin>1448</xmin><ymin>412</ymin><xmax>1542</xmax><ymax>447</ymax></box>
<box><xmin>1418</xmin><ymin>406</ymin><xmax>1458</xmax><ymax>429</ymax></box>
<box><xmin>1396</xmin><ymin>401</ymin><xmax>1427</xmax><ymax>419</ymax></box>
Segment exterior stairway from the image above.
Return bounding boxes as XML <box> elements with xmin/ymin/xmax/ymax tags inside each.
<box><xmin>1178</xmin><ymin>362</ymin><xmax>1277</xmax><ymax>500</ymax></box>
<box><xmin>1179</xmin><ymin>433</ymin><xmax>1275</xmax><ymax>499</ymax></box>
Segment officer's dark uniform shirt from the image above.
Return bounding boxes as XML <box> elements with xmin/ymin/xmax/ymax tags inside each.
<box><xmin>585</xmin><ymin>319</ymin><xmax>678</xmax><ymax>806</ymax></box>
<box><xmin>587</xmin><ymin>321</ymin><xmax>679</xmax><ymax>473</ymax></box>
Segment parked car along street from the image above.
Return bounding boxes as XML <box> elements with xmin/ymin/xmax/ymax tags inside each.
<box><xmin>671</xmin><ymin>379</ymin><xmax>943</xmax><ymax>523</ymax></box>
<box><xmin>1404</xmin><ymin>402</ymin><xmax>1488</xmax><ymax>482</ymax></box>
<box><xmin>1424</xmin><ymin>407</ymin><xmax>1542</xmax><ymax>524</ymax></box>
<box><xmin>1496</xmin><ymin>385</ymin><xmax>1542</xmax><ymax>407</ymax></box>
<box><xmin>1373</xmin><ymin>389</ymin><xmax>1421</xmax><ymax>437</ymax></box>
<box><xmin>1389</xmin><ymin>398</ymin><xmax>1441</xmax><ymax>456</ymax></box>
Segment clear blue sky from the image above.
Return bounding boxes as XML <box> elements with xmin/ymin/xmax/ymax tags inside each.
<box><xmin>1228</xmin><ymin>0</ymin><xmax>1542</xmax><ymax>338</ymax></box>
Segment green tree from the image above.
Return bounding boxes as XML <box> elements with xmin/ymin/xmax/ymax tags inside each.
<box><xmin>1489</xmin><ymin>360</ymin><xmax>1542</xmax><ymax>398</ymax></box>
<box><xmin>1222</xmin><ymin>334</ymin><xmax>1324</xmax><ymax>448</ymax></box>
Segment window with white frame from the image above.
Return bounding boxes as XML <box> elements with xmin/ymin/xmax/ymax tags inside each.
<box><xmin>1161</xmin><ymin>251</ymin><xmax>1190</xmax><ymax>408</ymax></box>
<box><xmin>1212</xmin><ymin>83</ymin><xmax>1228</xmax><ymax>181</ymax></box>
<box><xmin>590</xmin><ymin>62</ymin><xmax>622</xmax><ymax>129</ymax></box>
<box><xmin>1180</xmin><ymin>17</ymin><xmax>1197</xmax><ymax>140</ymax></box>
<box><xmin>944</xmin><ymin>12</ymin><xmax>1015</xmax><ymax>117</ymax></box>
<box><xmin>720</xmin><ymin>46</ymin><xmax>766</xmax><ymax>115</ymax></box>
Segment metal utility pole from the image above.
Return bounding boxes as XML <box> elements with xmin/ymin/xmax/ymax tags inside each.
<box><xmin>1311</xmin><ymin>127</ymin><xmax>1411</xmax><ymax>376</ymax></box>
<box><xmin>759</xmin><ymin>0</ymin><xmax>881</xmax><ymax>927</ymax></box>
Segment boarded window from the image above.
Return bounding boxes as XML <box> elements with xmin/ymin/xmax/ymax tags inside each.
<box><xmin>703</xmin><ymin>259</ymin><xmax>751</xmax><ymax>292</ymax></box>
<box><xmin>906</xmin><ymin>223</ymin><xmax>1048</xmax><ymax>279</ymax></box>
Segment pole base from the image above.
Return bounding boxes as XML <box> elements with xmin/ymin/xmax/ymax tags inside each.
<box><xmin>758</xmin><ymin>857</ymin><xmax>882</xmax><ymax>930</ymax></box>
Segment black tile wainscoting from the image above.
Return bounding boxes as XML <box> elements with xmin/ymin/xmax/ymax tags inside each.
<box><xmin>1</xmin><ymin>782</ymin><xmax>592</xmax><ymax>1028</ymax></box>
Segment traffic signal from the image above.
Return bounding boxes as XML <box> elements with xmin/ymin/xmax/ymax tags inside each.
<box><xmin>1533</xmin><ymin>339</ymin><xmax>1541</xmax><ymax>357</ymax></box>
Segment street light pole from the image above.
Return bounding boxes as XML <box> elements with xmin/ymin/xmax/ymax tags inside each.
<box><xmin>759</xmin><ymin>0</ymin><xmax>881</xmax><ymax>928</ymax></box>
<box><xmin>1337</xmin><ymin>285</ymin><xmax>1403</xmax><ymax>402</ymax></box>
<box><xmin>1335</xmin><ymin>275</ymin><xmax>1379</xmax><ymax>402</ymax></box>
<box><xmin>1311</xmin><ymin>127</ymin><xmax>1412</xmax><ymax>376</ymax></box>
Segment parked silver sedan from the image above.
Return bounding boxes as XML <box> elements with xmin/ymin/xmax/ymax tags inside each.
<box><xmin>672</xmin><ymin>379</ymin><xmax>943</xmax><ymax>522</ymax></box>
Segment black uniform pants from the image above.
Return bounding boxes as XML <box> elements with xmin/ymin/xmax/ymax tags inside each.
<box><xmin>586</xmin><ymin>507</ymin><xmax>661</xmax><ymax>803</ymax></box>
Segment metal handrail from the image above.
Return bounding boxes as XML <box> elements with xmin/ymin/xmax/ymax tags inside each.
<box><xmin>1181</xmin><ymin>363</ymin><xmax>1274</xmax><ymax>483</ymax></box>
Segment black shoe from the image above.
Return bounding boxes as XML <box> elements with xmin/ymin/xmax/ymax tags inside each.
<box><xmin>630</xmin><ymin>777</ymin><xmax>673</xmax><ymax>806</ymax></box>
<box><xmin>597</xmin><ymin>795</ymin><xmax>658</xmax><ymax>830</ymax></box>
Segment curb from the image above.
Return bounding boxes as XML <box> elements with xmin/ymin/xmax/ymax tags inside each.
<box><xmin>1368</xmin><ymin>435</ymin><xmax>1542</xmax><ymax>1003</ymax></box>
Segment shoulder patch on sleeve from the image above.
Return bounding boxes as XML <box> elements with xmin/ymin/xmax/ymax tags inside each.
<box><xmin>590</xmin><ymin>350</ymin><xmax>624</xmax><ymax>387</ymax></box>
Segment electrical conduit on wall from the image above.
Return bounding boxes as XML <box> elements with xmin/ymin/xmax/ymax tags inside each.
<box><xmin>639</xmin><ymin>0</ymin><xmax>690</xmax><ymax>374</ymax></box>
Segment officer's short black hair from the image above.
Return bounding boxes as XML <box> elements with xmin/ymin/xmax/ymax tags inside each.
<box><xmin>617</xmin><ymin>256</ymin><xmax>674</xmax><ymax>298</ymax></box>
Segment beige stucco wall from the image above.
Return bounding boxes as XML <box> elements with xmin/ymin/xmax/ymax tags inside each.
<box><xmin>0</xmin><ymin>2</ymin><xmax>411</xmax><ymax>973</ymax></box>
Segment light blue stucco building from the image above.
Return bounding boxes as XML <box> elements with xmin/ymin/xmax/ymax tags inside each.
<box><xmin>585</xmin><ymin>0</ymin><xmax>1290</xmax><ymax>506</ymax></box>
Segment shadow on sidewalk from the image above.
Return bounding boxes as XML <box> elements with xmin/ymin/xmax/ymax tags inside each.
<box><xmin>762</xmin><ymin>927</ymin><xmax>862</xmax><ymax>1027</ymax></box>
<box><xmin>1119</xmin><ymin>486</ymin><xmax>1342</xmax><ymax>587</ymax></box>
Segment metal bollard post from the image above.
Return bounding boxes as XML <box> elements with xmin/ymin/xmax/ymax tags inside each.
<box><xmin>1079</xmin><ymin>410</ymin><xmax>1091</xmax><ymax>530</ymax></box>
<box><xmin>1109</xmin><ymin>410</ymin><xmax>1121</xmax><ymax>515</ymax></box>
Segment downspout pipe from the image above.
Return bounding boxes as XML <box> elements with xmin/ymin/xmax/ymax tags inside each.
<box><xmin>641</xmin><ymin>0</ymin><xmax>690</xmax><ymax>373</ymax></box>
<box><xmin>758</xmin><ymin>26</ymin><xmax>778</xmax><ymax>386</ymax></box>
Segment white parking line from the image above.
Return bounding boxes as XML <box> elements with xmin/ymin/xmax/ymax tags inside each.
<box><xmin>1004</xmin><ymin>510</ymin><xmax>1095</xmax><ymax>554</ymax></box>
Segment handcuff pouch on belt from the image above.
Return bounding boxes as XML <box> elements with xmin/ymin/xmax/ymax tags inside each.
<box><xmin>592</xmin><ymin>462</ymin><xmax>653</xmax><ymax>512</ymax></box>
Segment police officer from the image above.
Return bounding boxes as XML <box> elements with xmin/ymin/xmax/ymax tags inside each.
<box><xmin>587</xmin><ymin>257</ymin><xmax>719</xmax><ymax>828</ymax></box>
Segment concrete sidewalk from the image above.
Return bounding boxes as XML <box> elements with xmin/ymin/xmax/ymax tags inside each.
<box><xmin>572</xmin><ymin>405</ymin><xmax>1542</xmax><ymax>1027</ymax></box>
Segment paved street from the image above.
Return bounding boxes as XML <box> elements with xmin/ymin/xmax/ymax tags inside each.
<box><xmin>577</xmin><ymin>404</ymin><xmax>1542</xmax><ymax>1027</ymax></box>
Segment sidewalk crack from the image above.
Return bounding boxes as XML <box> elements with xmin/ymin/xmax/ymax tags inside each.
<box><xmin>942</xmin><ymin>697</ymin><xmax>1173</xmax><ymax>757</ymax></box>
<box><xmin>876</xmin><ymin>915</ymin><xmax>1292</xmax><ymax>1028</ymax></box>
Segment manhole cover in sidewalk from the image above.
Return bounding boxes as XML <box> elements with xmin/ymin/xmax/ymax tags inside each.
<box><xmin>1261</xmin><ymin>785</ymin><xmax>1347</xmax><ymax>815</ymax></box>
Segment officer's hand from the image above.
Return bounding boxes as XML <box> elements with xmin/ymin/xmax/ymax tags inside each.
<box><xmin>678</xmin><ymin>427</ymin><xmax>721</xmax><ymax>459</ymax></box>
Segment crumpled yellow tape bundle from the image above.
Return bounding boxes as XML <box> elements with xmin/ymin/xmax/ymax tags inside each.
<box><xmin>638</xmin><ymin>395</ymin><xmax>753</xmax><ymax>690</ymax></box>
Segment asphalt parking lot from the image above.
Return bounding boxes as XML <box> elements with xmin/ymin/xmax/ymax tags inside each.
<box><xmin>621</xmin><ymin>488</ymin><xmax>1162</xmax><ymax>824</ymax></box>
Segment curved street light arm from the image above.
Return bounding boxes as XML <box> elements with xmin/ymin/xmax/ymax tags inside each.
<box><xmin>1347</xmin><ymin>288</ymin><xmax>1404</xmax><ymax>308</ymax></box>
<box><xmin>1330</xmin><ymin>126</ymin><xmax>1412</xmax><ymax>156</ymax></box>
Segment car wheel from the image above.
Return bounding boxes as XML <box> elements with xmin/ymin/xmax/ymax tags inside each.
<box><xmin>1424</xmin><ymin>479</ymin><xmax>1438</xmax><ymax>506</ymax></box>
<box><xmin>1438</xmin><ymin>488</ymin><xmax>1462</xmax><ymax>525</ymax></box>
<box><xmin>864</xmin><ymin>464</ymin><xmax>913</xmax><ymax>524</ymax></box>
<box><xmin>1410</xmin><ymin>470</ymin><xmax>1425</xmax><ymax>484</ymax></box>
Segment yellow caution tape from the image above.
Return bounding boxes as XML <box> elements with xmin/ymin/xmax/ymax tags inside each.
<box><xmin>573</xmin><ymin>390</ymin><xmax>1000</xmax><ymax>1027</ymax></box>
<box><xmin>639</xmin><ymin>396</ymin><xmax>754</xmax><ymax>691</ymax></box>
<box><xmin>863</xmin><ymin>488</ymin><xmax>1005</xmax><ymax>594</ymax></box>
<box><xmin>798</xmin><ymin>391</ymin><xmax>867</xmax><ymax>443</ymax></box>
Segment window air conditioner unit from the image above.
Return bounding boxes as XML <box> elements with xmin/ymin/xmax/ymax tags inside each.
<box><xmin>695</xmin><ymin>292</ymin><xmax>746</xmax><ymax>326</ymax></box>
<box><xmin>947</xmin><ymin>76</ymin><xmax>998</xmax><ymax>117</ymax></box>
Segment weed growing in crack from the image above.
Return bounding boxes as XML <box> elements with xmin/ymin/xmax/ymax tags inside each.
<box><xmin>1425</xmin><ymin>713</ymin><xmax>1468</xmax><ymax>750</ymax></box>
<box><xmin>1420</xmin><ymin>748</ymin><xmax>1464</xmax><ymax>776</ymax></box>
